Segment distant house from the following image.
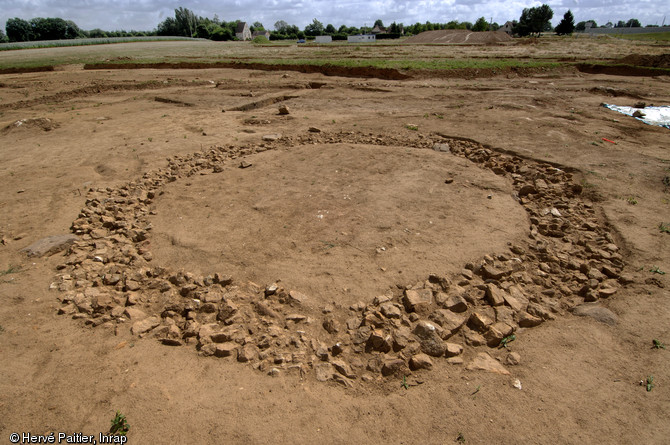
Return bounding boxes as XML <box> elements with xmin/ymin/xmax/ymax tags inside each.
<box><xmin>315</xmin><ymin>35</ymin><xmax>332</xmax><ymax>43</ymax></box>
<box><xmin>252</xmin><ymin>30</ymin><xmax>270</xmax><ymax>39</ymax></box>
<box><xmin>371</xmin><ymin>24</ymin><xmax>386</xmax><ymax>34</ymax></box>
<box><xmin>501</xmin><ymin>21</ymin><xmax>514</xmax><ymax>35</ymax></box>
<box><xmin>347</xmin><ymin>34</ymin><xmax>376</xmax><ymax>43</ymax></box>
<box><xmin>235</xmin><ymin>22</ymin><xmax>251</xmax><ymax>40</ymax></box>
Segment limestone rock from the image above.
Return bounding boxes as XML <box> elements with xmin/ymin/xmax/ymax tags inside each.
<box><xmin>278</xmin><ymin>105</ymin><xmax>290</xmax><ymax>115</ymax></box>
<box><xmin>403</xmin><ymin>288</ymin><xmax>433</xmax><ymax>313</ymax></box>
<box><xmin>131</xmin><ymin>316</ymin><xmax>160</xmax><ymax>335</ymax></box>
<box><xmin>331</xmin><ymin>359</ymin><xmax>357</xmax><ymax>379</ymax></box>
<box><xmin>381</xmin><ymin>358</ymin><xmax>407</xmax><ymax>376</ymax></box>
<box><xmin>468</xmin><ymin>312</ymin><xmax>493</xmax><ymax>332</ymax></box>
<box><xmin>506</xmin><ymin>352</ymin><xmax>521</xmax><ymax>366</ymax></box>
<box><xmin>429</xmin><ymin>309</ymin><xmax>466</xmax><ymax>337</ymax></box>
<box><xmin>21</xmin><ymin>234</ymin><xmax>78</xmax><ymax>257</ymax></box>
<box><xmin>124</xmin><ymin>307</ymin><xmax>147</xmax><ymax>320</ymax></box>
<box><xmin>214</xmin><ymin>342</ymin><xmax>238</xmax><ymax>358</ymax></box>
<box><xmin>485</xmin><ymin>284</ymin><xmax>505</xmax><ymax>306</ymax></box>
<box><xmin>315</xmin><ymin>363</ymin><xmax>335</xmax><ymax>381</ymax></box>
<box><xmin>518</xmin><ymin>311</ymin><xmax>543</xmax><ymax>327</ymax></box>
<box><xmin>238</xmin><ymin>344</ymin><xmax>259</xmax><ymax>363</ymax></box>
<box><xmin>466</xmin><ymin>352</ymin><xmax>510</xmax><ymax>375</ymax></box>
<box><xmin>572</xmin><ymin>304</ymin><xmax>618</xmax><ymax>326</ymax></box>
<box><xmin>409</xmin><ymin>353</ymin><xmax>434</xmax><ymax>370</ymax></box>
<box><xmin>445</xmin><ymin>342</ymin><xmax>463</xmax><ymax>357</ymax></box>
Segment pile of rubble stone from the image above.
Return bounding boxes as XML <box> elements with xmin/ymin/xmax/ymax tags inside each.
<box><xmin>53</xmin><ymin>131</ymin><xmax>628</xmax><ymax>385</ymax></box>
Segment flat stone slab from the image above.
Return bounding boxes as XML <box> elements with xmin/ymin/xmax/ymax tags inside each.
<box><xmin>572</xmin><ymin>304</ymin><xmax>618</xmax><ymax>326</ymax></box>
<box><xmin>21</xmin><ymin>234</ymin><xmax>78</xmax><ymax>257</ymax></box>
<box><xmin>465</xmin><ymin>352</ymin><xmax>510</xmax><ymax>375</ymax></box>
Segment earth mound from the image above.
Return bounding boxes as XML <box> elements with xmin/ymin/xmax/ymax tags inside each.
<box><xmin>404</xmin><ymin>30</ymin><xmax>513</xmax><ymax>44</ymax></box>
<box><xmin>617</xmin><ymin>53</ymin><xmax>670</xmax><ymax>68</ymax></box>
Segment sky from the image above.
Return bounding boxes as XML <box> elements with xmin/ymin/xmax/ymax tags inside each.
<box><xmin>0</xmin><ymin>0</ymin><xmax>667</xmax><ymax>33</ymax></box>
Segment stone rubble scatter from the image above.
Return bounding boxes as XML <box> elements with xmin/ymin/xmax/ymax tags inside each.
<box><xmin>54</xmin><ymin>130</ymin><xmax>627</xmax><ymax>386</ymax></box>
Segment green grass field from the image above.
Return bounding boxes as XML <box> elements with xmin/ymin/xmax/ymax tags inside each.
<box><xmin>614</xmin><ymin>31</ymin><xmax>670</xmax><ymax>41</ymax></box>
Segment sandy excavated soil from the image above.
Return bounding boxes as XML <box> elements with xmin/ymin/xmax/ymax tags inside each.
<box><xmin>0</xmin><ymin>42</ymin><xmax>669</xmax><ymax>444</ymax></box>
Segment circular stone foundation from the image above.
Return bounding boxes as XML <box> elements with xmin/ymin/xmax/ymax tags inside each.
<box><xmin>150</xmin><ymin>143</ymin><xmax>529</xmax><ymax>306</ymax></box>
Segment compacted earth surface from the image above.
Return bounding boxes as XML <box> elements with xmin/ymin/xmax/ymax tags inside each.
<box><xmin>0</xmin><ymin>40</ymin><xmax>669</xmax><ymax>444</ymax></box>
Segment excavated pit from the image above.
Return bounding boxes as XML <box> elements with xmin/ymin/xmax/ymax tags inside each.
<box><xmin>150</xmin><ymin>143</ymin><xmax>528</xmax><ymax>307</ymax></box>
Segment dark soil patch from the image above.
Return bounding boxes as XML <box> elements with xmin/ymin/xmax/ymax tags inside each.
<box><xmin>577</xmin><ymin>63</ymin><xmax>670</xmax><ymax>77</ymax></box>
<box><xmin>84</xmin><ymin>61</ymin><xmax>411</xmax><ymax>81</ymax></box>
<box><xmin>617</xmin><ymin>53</ymin><xmax>670</xmax><ymax>68</ymax></box>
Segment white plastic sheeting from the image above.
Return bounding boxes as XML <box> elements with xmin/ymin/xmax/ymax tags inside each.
<box><xmin>603</xmin><ymin>104</ymin><xmax>670</xmax><ymax>129</ymax></box>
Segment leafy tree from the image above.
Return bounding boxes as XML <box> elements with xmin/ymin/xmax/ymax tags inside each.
<box><xmin>374</xmin><ymin>19</ymin><xmax>384</xmax><ymax>28</ymax></box>
<box><xmin>29</xmin><ymin>18</ymin><xmax>80</xmax><ymax>40</ymax></box>
<box><xmin>274</xmin><ymin>20</ymin><xmax>289</xmax><ymax>32</ymax></box>
<box><xmin>195</xmin><ymin>23</ymin><xmax>211</xmax><ymax>39</ymax></box>
<box><xmin>0</xmin><ymin>28</ymin><xmax>7</xmax><ymax>43</ymax></box>
<box><xmin>157</xmin><ymin>17</ymin><xmax>179</xmax><ymax>36</ymax></box>
<box><xmin>174</xmin><ymin>7</ymin><xmax>199</xmax><ymax>37</ymax></box>
<box><xmin>304</xmin><ymin>18</ymin><xmax>324</xmax><ymax>36</ymax></box>
<box><xmin>490</xmin><ymin>22</ymin><xmax>500</xmax><ymax>31</ymax></box>
<box><xmin>325</xmin><ymin>24</ymin><xmax>336</xmax><ymax>34</ymax></box>
<box><xmin>338</xmin><ymin>24</ymin><xmax>348</xmax><ymax>33</ymax></box>
<box><xmin>6</xmin><ymin>17</ymin><xmax>33</xmax><ymax>42</ymax></box>
<box><xmin>554</xmin><ymin>10</ymin><xmax>575</xmax><ymax>35</ymax></box>
<box><xmin>462</xmin><ymin>22</ymin><xmax>473</xmax><ymax>30</ymax></box>
<box><xmin>626</xmin><ymin>18</ymin><xmax>641</xmax><ymax>27</ymax></box>
<box><xmin>615</xmin><ymin>20</ymin><xmax>626</xmax><ymax>28</ymax></box>
<box><xmin>252</xmin><ymin>21</ymin><xmax>264</xmax><ymax>31</ymax></box>
<box><xmin>472</xmin><ymin>17</ymin><xmax>489</xmax><ymax>32</ymax></box>
<box><xmin>513</xmin><ymin>4</ymin><xmax>553</xmax><ymax>36</ymax></box>
<box><xmin>210</xmin><ymin>26</ymin><xmax>233</xmax><ymax>41</ymax></box>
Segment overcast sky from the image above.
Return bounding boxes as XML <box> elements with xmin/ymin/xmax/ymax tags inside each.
<box><xmin>1</xmin><ymin>0</ymin><xmax>667</xmax><ymax>32</ymax></box>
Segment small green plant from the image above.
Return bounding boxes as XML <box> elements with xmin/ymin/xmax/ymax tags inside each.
<box><xmin>499</xmin><ymin>334</ymin><xmax>516</xmax><ymax>348</ymax></box>
<box><xmin>401</xmin><ymin>375</ymin><xmax>409</xmax><ymax>390</ymax></box>
<box><xmin>405</xmin><ymin>124</ymin><xmax>418</xmax><ymax>131</ymax></box>
<box><xmin>147</xmin><ymin>137</ymin><xmax>152</xmax><ymax>142</ymax></box>
<box><xmin>471</xmin><ymin>385</ymin><xmax>481</xmax><ymax>396</ymax></box>
<box><xmin>0</xmin><ymin>265</ymin><xmax>20</xmax><ymax>276</ymax></box>
<box><xmin>456</xmin><ymin>432</ymin><xmax>466</xmax><ymax>443</ymax></box>
<box><xmin>645</xmin><ymin>376</ymin><xmax>654</xmax><ymax>392</ymax></box>
<box><xmin>109</xmin><ymin>411</ymin><xmax>130</xmax><ymax>436</ymax></box>
<box><xmin>626</xmin><ymin>196</ymin><xmax>638</xmax><ymax>205</ymax></box>
<box><xmin>649</xmin><ymin>266</ymin><xmax>666</xmax><ymax>275</ymax></box>
<box><xmin>659</xmin><ymin>223</ymin><xmax>670</xmax><ymax>234</ymax></box>
<box><xmin>653</xmin><ymin>339</ymin><xmax>666</xmax><ymax>349</ymax></box>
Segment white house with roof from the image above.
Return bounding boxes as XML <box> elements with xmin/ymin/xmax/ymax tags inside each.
<box><xmin>235</xmin><ymin>22</ymin><xmax>251</xmax><ymax>40</ymax></box>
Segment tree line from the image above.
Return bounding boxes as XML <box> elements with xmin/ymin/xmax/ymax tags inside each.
<box><xmin>0</xmin><ymin>5</ymin><xmax>654</xmax><ymax>43</ymax></box>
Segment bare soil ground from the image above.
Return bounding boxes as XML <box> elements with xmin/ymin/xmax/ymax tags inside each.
<box><xmin>0</xmin><ymin>40</ymin><xmax>669</xmax><ymax>444</ymax></box>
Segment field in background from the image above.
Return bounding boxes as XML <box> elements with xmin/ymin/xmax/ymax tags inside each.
<box><xmin>0</xmin><ymin>35</ymin><xmax>668</xmax><ymax>71</ymax></box>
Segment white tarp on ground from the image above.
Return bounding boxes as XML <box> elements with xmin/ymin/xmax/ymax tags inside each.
<box><xmin>603</xmin><ymin>104</ymin><xmax>670</xmax><ymax>129</ymax></box>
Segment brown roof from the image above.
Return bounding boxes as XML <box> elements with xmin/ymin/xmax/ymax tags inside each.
<box><xmin>235</xmin><ymin>22</ymin><xmax>247</xmax><ymax>33</ymax></box>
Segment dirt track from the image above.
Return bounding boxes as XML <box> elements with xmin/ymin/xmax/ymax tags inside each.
<box><xmin>0</xmin><ymin>43</ymin><xmax>669</xmax><ymax>444</ymax></box>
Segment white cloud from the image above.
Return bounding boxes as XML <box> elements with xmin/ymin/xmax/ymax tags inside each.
<box><xmin>1</xmin><ymin>0</ymin><xmax>667</xmax><ymax>32</ymax></box>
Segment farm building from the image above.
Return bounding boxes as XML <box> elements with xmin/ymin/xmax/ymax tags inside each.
<box><xmin>252</xmin><ymin>30</ymin><xmax>271</xmax><ymax>39</ymax></box>
<box><xmin>235</xmin><ymin>22</ymin><xmax>252</xmax><ymax>40</ymax></box>
<box><xmin>347</xmin><ymin>34</ymin><xmax>376</xmax><ymax>43</ymax></box>
<box><xmin>315</xmin><ymin>36</ymin><xmax>332</xmax><ymax>43</ymax></box>
<box><xmin>501</xmin><ymin>21</ymin><xmax>514</xmax><ymax>35</ymax></box>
